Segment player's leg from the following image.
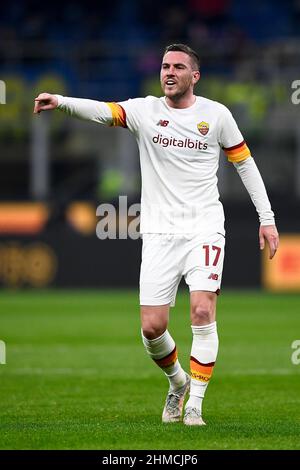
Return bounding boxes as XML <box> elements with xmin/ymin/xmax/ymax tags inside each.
<box><xmin>141</xmin><ymin>305</ymin><xmax>189</xmax><ymax>423</ymax></box>
<box><xmin>182</xmin><ymin>233</ymin><xmax>225</xmax><ymax>425</ymax></box>
<box><xmin>184</xmin><ymin>291</ymin><xmax>218</xmax><ymax>425</ymax></box>
<box><xmin>139</xmin><ymin>234</ymin><xmax>189</xmax><ymax>422</ymax></box>
<box><xmin>141</xmin><ymin>304</ymin><xmax>187</xmax><ymax>388</ymax></box>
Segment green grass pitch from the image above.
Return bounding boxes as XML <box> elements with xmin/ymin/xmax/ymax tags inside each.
<box><xmin>0</xmin><ymin>289</ymin><xmax>300</xmax><ymax>450</ymax></box>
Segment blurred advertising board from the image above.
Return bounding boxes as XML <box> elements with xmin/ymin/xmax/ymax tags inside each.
<box><xmin>262</xmin><ymin>235</ymin><xmax>300</xmax><ymax>291</ymax></box>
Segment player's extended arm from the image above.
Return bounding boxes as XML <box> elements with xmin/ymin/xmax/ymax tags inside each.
<box><xmin>34</xmin><ymin>93</ymin><xmax>115</xmax><ymax>125</ymax></box>
<box><xmin>234</xmin><ymin>157</ymin><xmax>279</xmax><ymax>259</ymax></box>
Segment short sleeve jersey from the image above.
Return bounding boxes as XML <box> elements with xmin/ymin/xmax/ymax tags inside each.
<box><xmin>107</xmin><ymin>96</ymin><xmax>251</xmax><ymax>236</ymax></box>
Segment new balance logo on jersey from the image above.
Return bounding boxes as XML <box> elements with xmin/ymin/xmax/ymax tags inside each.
<box><xmin>208</xmin><ymin>273</ymin><xmax>218</xmax><ymax>280</ymax></box>
<box><xmin>157</xmin><ymin>119</ymin><xmax>169</xmax><ymax>127</ymax></box>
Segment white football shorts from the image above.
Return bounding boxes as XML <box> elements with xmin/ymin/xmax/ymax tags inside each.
<box><xmin>139</xmin><ymin>232</ymin><xmax>225</xmax><ymax>306</ymax></box>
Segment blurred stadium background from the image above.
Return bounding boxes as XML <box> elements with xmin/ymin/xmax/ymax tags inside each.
<box><xmin>1</xmin><ymin>0</ymin><xmax>300</xmax><ymax>452</ymax></box>
<box><xmin>0</xmin><ymin>0</ymin><xmax>299</xmax><ymax>290</ymax></box>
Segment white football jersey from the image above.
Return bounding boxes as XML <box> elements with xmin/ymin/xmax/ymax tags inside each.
<box><xmin>56</xmin><ymin>94</ymin><xmax>253</xmax><ymax>236</ymax></box>
<box><xmin>109</xmin><ymin>96</ymin><xmax>251</xmax><ymax>235</ymax></box>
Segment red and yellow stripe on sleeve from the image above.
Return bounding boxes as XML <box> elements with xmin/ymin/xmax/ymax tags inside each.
<box><xmin>106</xmin><ymin>102</ymin><xmax>127</xmax><ymax>128</ymax></box>
<box><xmin>223</xmin><ymin>140</ymin><xmax>251</xmax><ymax>163</ymax></box>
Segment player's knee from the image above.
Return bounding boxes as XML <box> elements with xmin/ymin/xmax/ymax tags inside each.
<box><xmin>191</xmin><ymin>304</ymin><xmax>213</xmax><ymax>325</ymax></box>
<box><xmin>142</xmin><ymin>324</ymin><xmax>166</xmax><ymax>340</ymax></box>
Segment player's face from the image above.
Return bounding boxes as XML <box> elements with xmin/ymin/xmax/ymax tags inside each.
<box><xmin>160</xmin><ymin>51</ymin><xmax>200</xmax><ymax>101</ymax></box>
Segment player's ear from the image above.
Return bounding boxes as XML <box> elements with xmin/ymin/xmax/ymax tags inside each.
<box><xmin>193</xmin><ymin>70</ymin><xmax>200</xmax><ymax>84</ymax></box>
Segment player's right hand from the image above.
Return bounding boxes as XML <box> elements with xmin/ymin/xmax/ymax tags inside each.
<box><xmin>34</xmin><ymin>93</ymin><xmax>58</xmax><ymax>114</ymax></box>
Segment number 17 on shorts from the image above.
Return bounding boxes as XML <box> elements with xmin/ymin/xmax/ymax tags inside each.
<box><xmin>184</xmin><ymin>233</ymin><xmax>225</xmax><ymax>294</ymax></box>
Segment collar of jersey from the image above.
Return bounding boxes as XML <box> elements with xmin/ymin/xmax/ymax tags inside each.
<box><xmin>162</xmin><ymin>96</ymin><xmax>199</xmax><ymax>112</ymax></box>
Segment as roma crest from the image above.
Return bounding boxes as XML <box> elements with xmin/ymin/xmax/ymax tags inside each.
<box><xmin>197</xmin><ymin>121</ymin><xmax>209</xmax><ymax>136</ymax></box>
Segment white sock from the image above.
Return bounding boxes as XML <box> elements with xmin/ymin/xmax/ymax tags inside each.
<box><xmin>186</xmin><ymin>395</ymin><xmax>203</xmax><ymax>414</ymax></box>
<box><xmin>142</xmin><ymin>329</ymin><xmax>187</xmax><ymax>391</ymax></box>
<box><xmin>186</xmin><ymin>322</ymin><xmax>219</xmax><ymax>413</ymax></box>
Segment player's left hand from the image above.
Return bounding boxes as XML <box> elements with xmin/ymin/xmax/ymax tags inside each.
<box><xmin>259</xmin><ymin>224</ymin><xmax>279</xmax><ymax>259</ymax></box>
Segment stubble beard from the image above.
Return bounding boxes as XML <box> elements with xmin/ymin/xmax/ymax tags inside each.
<box><xmin>163</xmin><ymin>85</ymin><xmax>189</xmax><ymax>102</ymax></box>
<box><xmin>161</xmin><ymin>78</ymin><xmax>193</xmax><ymax>103</ymax></box>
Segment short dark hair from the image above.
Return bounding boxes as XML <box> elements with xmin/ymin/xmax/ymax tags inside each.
<box><xmin>163</xmin><ymin>44</ymin><xmax>200</xmax><ymax>71</ymax></box>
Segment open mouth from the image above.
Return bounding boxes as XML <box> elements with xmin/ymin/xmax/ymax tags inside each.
<box><xmin>165</xmin><ymin>80</ymin><xmax>176</xmax><ymax>86</ymax></box>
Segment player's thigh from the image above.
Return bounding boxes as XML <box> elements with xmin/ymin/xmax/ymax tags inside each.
<box><xmin>139</xmin><ymin>234</ymin><xmax>181</xmax><ymax>308</ymax></box>
<box><xmin>183</xmin><ymin>233</ymin><xmax>225</xmax><ymax>324</ymax></box>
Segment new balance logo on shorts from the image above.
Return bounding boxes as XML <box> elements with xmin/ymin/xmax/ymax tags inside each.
<box><xmin>208</xmin><ymin>273</ymin><xmax>219</xmax><ymax>280</ymax></box>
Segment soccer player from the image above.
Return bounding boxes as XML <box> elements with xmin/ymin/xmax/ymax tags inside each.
<box><xmin>34</xmin><ymin>44</ymin><xmax>279</xmax><ymax>426</ymax></box>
